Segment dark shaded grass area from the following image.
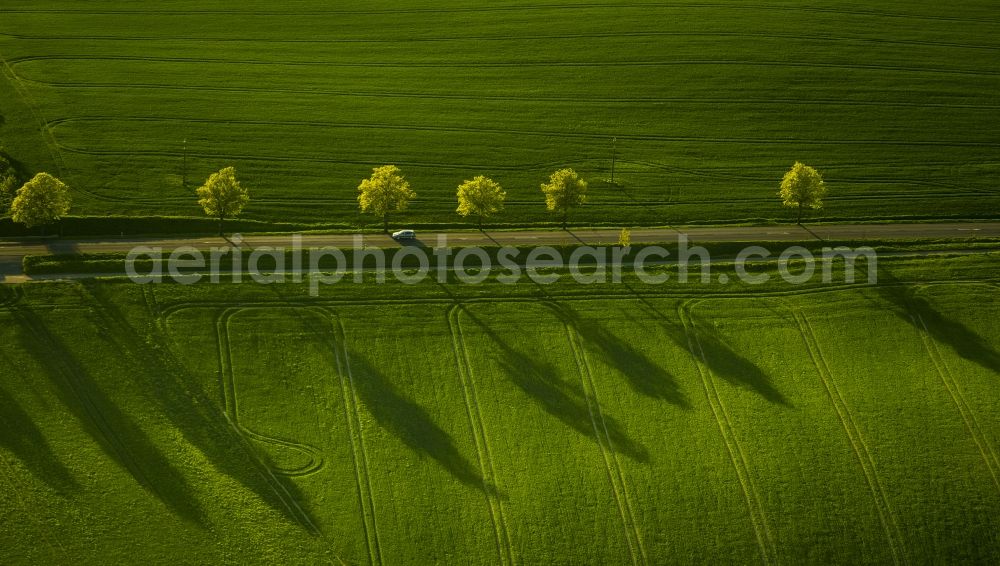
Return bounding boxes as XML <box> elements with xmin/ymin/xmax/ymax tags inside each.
<box><xmin>11</xmin><ymin>304</ymin><xmax>207</xmax><ymax>525</ymax></box>
<box><xmin>459</xmin><ymin>306</ymin><xmax>649</xmax><ymax>462</ymax></box>
<box><xmin>0</xmin><ymin>378</ymin><xmax>79</xmax><ymax>494</ymax></box>
<box><xmin>63</xmin><ymin>282</ymin><xmax>321</xmax><ymax>533</ymax></box>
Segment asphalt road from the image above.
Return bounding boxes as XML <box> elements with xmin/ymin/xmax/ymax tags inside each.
<box><xmin>1</xmin><ymin>222</ymin><xmax>998</xmax><ymax>281</ymax></box>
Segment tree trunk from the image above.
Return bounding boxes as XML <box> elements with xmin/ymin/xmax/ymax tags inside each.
<box><xmin>219</xmin><ymin>213</ymin><xmax>225</xmax><ymax>236</ymax></box>
<box><xmin>562</xmin><ymin>209</ymin><xmax>568</xmax><ymax>230</ymax></box>
<box><xmin>383</xmin><ymin>214</ymin><xmax>388</xmax><ymax>233</ymax></box>
<box><xmin>796</xmin><ymin>203</ymin><xmax>803</xmax><ymax>224</ymax></box>
<box><xmin>478</xmin><ymin>215</ymin><xmax>483</xmax><ymax>231</ymax></box>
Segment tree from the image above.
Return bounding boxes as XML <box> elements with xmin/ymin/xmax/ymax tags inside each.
<box><xmin>778</xmin><ymin>162</ymin><xmax>827</xmax><ymax>224</ymax></box>
<box><xmin>0</xmin><ymin>151</ymin><xmax>18</xmax><ymax>212</ymax></box>
<box><xmin>618</xmin><ymin>227</ymin><xmax>631</xmax><ymax>248</ymax></box>
<box><xmin>357</xmin><ymin>165</ymin><xmax>415</xmax><ymax>232</ymax></box>
<box><xmin>456</xmin><ymin>175</ymin><xmax>505</xmax><ymax>230</ymax></box>
<box><xmin>10</xmin><ymin>172</ymin><xmax>71</xmax><ymax>233</ymax></box>
<box><xmin>196</xmin><ymin>166</ymin><xmax>249</xmax><ymax>236</ymax></box>
<box><xmin>541</xmin><ymin>168</ymin><xmax>587</xmax><ymax>229</ymax></box>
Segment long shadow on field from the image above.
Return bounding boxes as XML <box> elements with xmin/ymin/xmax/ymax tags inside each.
<box><xmin>684</xmin><ymin>310</ymin><xmax>789</xmax><ymax>405</ymax></box>
<box><xmin>873</xmin><ymin>269</ymin><xmax>1000</xmax><ymax>374</ymax></box>
<box><xmin>549</xmin><ymin>302</ymin><xmax>691</xmax><ymax>408</ymax></box>
<box><xmin>461</xmin><ymin>308</ymin><xmax>648</xmax><ymax>462</ymax></box>
<box><xmin>11</xmin><ymin>305</ymin><xmax>207</xmax><ymax>526</ymax></box>
<box><xmin>0</xmin><ymin>381</ymin><xmax>79</xmax><ymax>494</ymax></box>
<box><xmin>293</xmin><ymin>308</ymin><xmax>491</xmax><ymax>491</ymax></box>
<box><xmin>343</xmin><ymin>349</ymin><xmax>490</xmax><ymax>490</ymax></box>
<box><xmin>623</xmin><ymin>283</ymin><xmax>788</xmax><ymax>405</ymax></box>
<box><xmin>77</xmin><ymin>283</ymin><xmax>320</xmax><ymax>533</ymax></box>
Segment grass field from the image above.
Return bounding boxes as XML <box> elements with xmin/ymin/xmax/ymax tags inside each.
<box><xmin>1</xmin><ymin>1</ymin><xmax>999</xmax><ymax>228</ymax></box>
<box><xmin>0</xmin><ymin>254</ymin><xmax>997</xmax><ymax>563</ymax></box>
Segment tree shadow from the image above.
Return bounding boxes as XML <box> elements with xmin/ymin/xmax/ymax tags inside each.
<box><xmin>564</xmin><ymin>229</ymin><xmax>588</xmax><ymax>245</ymax></box>
<box><xmin>343</xmin><ymin>348</ymin><xmax>491</xmax><ymax>491</ymax></box>
<box><xmin>77</xmin><ymin>283</ymin><xmax>320</xmax><ymax>533</ymax></box>
<box><xmin>461</xmin><ymin>308</ymin><xmax>648</xmax><ymax>462</ymax></box>
<box><xmin>911</xmin><ymin>293</ymin><xmax>1000</xmax><ymax>373</ymax></box>
<box><xmin>548</xmin><ymin>302</ymin><xmax>690</xmax><ymax>408</ymax></box>
<box><xmin>44</xmin><ymin>240</ymin><xmax>80</xmax><ymax>255</ymax></box>
<box><xmin>1</xmin><ymin>150</ymin><xmax>28</xmax><ymax>180</ymax></box>
<box><xmin>396</xmin><ymin>237</ymin><xmax>430</xmax><ymax>250</ymax></box>
<box><xmin>622</xmin><ymin>283</ymin><xmax>789</xmax><ymax>406</ymax></box>
<box><xmin>12</xmin><ymin>305</ymin><xmax>207</xmax><ymax>526</ymax></box>
<box><xmin>0</xmin><ymin>381</ymin><xmax>80</xmax><ymax>494</ymax></box>
<box><xmin>684</xmin><ymin>310</ymin><xmax>790</xmax><ymax>406</ymax></box>
<box><xmin>874</xmin><ymin>269</ymin><xmax>1000</xmax><ymax>375</ymax></box>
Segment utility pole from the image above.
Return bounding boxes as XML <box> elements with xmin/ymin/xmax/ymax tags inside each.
<box><xmin>182</xmin><ymin>138</ymin><xmax>188</xmax><ymax>189</ymax></box>
<box><xmin>610</xmin><ymin>137</ymin><xmax>617</xmax><ymax>184</ymax></box>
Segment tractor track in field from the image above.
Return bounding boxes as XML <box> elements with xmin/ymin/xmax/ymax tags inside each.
<box><xmin>153</xmin><ymin>280</ymin><xmax>924</xmax><ymax>320</ymax></box>
<box><xmin>447</xmin><ymin>304</ymin><xmax>516</xmax><ymax>566</ymax></box>
<box><xmin>0</xmin><ymin>49</ymin><xmax>125</xmax><ymax>204</ymax></box>
<box><xmin>149</xmin><ymin>279</ymin><xmax>1000</xmax><ymax>335</ymax></box>
<box><xmin>156</xmin><ymin>282</ymin><xmax>1000</xmax><ymax>349</ymax></box>
<box><xmin>678</xmin><ymin>300</ymin><xmax>777</xmax><ymax>565</ymax></box>
<box><xmin>214</xmin><ymin>307</ymin><xmax>325</xmax><ymax>477</ymax></box>
<box><xmin>20</xmin><ymin>78</ymin><xmax>1000</xmax><ymax>111</ymax></box>
<box><xmin>161</xmin><ymin>306</ymin><xmax>322</xmax><ymax>535</ymax></box>
<box><xmin>11</xmin><ymin>54</ymin><xmax>1000</xmax><ymax>78</ymax></box>
<box><xmin>0</xmin><ymin>48</ymin><xmax>72</xmax><ymax>194</ymax></box>
<box><xmin>49</xmin><ymin>140</ymin><xmax>1000</xmax><ymax>169</ymax></box>
<box><xmin>908</xmin><ymin>286</ymin><xmax>1000</xmax><ymax>493</ymax></box>
<box><xmin>3</xmin><ymin>2</ymin><xmax>999</xmax><ymax>25</ymax></box>
<box><xmin>323</xmin><ymin>311</ymin><xmax>384</xmax><ymax>566</ymax></box>
<box><xmin>556</xmin><ymin>307</ymin><xmax>648</xmax><ymax>566</ymax></box>
<box><xmin>41</xmin><ymin>115</ymin><xmax>1000</xmax><ymax>150</ymax></box>
<box><xmin>789</xmin><ymin>306</ymin><xmax>907</xmax><ymax>566</ymax></box>
<box><xmin>4</xmin><ymin>30</ymin><xmax>1000</xmax><ymax>53</ymax></box>
<box><xmin>141</xmin><ymin>286</ymin><xmax>161</xmax><ymax>320</ymax></box>
<box><xmin>48</xmin><ymin>144</ymin><xmax>578</xmax><ymax>173</ymax></box>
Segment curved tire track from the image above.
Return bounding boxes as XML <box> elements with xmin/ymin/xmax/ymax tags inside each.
<box><xmin>215</xmin><ymin>307</ymin><xmax>325</xmax><ymax>477</ymax></box>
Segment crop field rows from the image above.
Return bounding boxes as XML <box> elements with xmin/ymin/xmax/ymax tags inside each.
<box><xmin>0</xmin><ymin>272</ymin><xmax>998</xmax><ymax>563</ymax></box>
<box><xmin>1</xmin><ymin>0</ymin><xmax>999</xmax><ymax>225</ymax></box>
<box><xmin>6</xmin><ymin>278</ymin><xmax>981</xmax><ymax>563</ymax></box>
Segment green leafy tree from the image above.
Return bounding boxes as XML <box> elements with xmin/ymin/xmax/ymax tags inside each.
<box><xmin>618</xmin><ymin>227</ymin><xmax>631</xmax><ymax>248</ymax></box>
<box><xmin>358</xmin><ymin>165</ymin><xmax>415</xmax><ymax>232</ymax></box>
<box><xmin>456</xmin><ymin>175</ymin><xmax>505</xmax><ymax>230</ymax></box>
<box><xmin>0</xmin><ymin>152</ymin><xmax>18</xmax><ymax>212</ymax></box>
<box><xmin>10</xmin><ymin>172</ymin><xmax>71</xmax><ymax>233</ymax></box>
<box><xmin>778</xmin><ymin>162</ymin><xmax>827</xmax><ymax>224</ymax></box>
<box><xmin>0</xmin><ymin>169</ymin><xmax>16</xmax><ymax>212</ymax></box>
<box><xmin>197</xmin><ymin>166</ymin><xmax>249</xmax><ymax>236</ymax></box>
<box><xmin>541</xmin><ymin>168</ymin><xmax>588</xmax><ymax>229</ymax></box>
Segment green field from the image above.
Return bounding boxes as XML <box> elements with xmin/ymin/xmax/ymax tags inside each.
<box><xmin>0</xmin><ymin>254</ymin><xmax>998</xmax><ymax>563</ymax></box>
<box><xmin>1</xmin><ymin>1</ymin><xmax>999</xmax><ymax>229</ymax></box>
